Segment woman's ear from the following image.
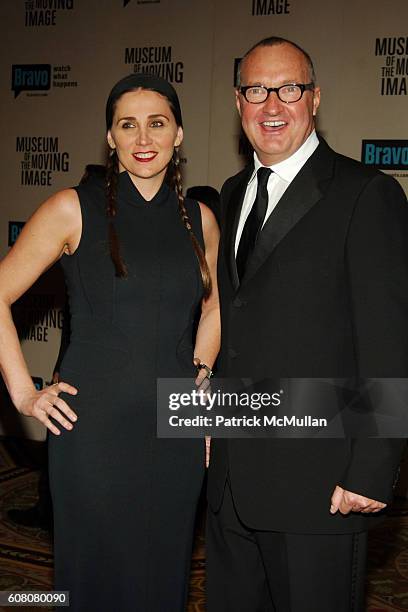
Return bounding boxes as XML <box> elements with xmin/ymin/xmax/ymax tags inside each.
<box><xmin>107</xmin><ymin>130</ymin><xmax>116</xmax><ymax>150</ymax></box>
<box><xmin>175</xmin><ymin>126</ymin><xmax>183</xmax><ymax>148</ymax></box>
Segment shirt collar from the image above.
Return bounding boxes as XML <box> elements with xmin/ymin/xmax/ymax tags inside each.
<box><xmin>248</xmin><ymin>130</ymin><xmax>320</xmax><ymax>185</ymax></box>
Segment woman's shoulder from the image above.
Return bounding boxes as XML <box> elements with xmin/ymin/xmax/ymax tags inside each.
<box><xmin>22</xmin><ymin>188</ymin><xmax>81</xmax><ymax>248</ymax></box>
<box><xmin>198</xmin><ymin>203</ymin><xmax>219</xmax><ymax>255</ymax></box>
<box><xmin>183</xmin><ymin>198</ymin><xmax>219</xmax><ymax>249</ymax></box>
<box><xmin>44</xmin><ymin>188</ymin><xmax>80</xmax><ymax>219</ymax></box>
<box><xmin>196</xmin><ymin>201</ymin><xmax>219</xmax><ymax>236</ymax></box>
<box><xmin>183</xmin><ymin>197</ymin><xmax>214</xmax><ymax>220</ymax></box>
<box><xmin>74</xmin><ymin>168</ymin><xmax>107</xmax><ymax>216</ymax></box>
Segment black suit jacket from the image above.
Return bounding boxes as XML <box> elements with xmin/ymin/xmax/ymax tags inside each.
<box><xmin>207</xmin><ymin>138</ymin><xmax>408</xmax><ymax>534</ymax></box>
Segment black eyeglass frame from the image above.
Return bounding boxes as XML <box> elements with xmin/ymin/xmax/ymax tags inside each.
<box><xmin>239</xmin><ymin>82</ymin><xmax>315</xmax><ymax>104</ymax></box>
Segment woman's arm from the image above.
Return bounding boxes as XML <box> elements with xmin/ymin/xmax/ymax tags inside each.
<box><xmin>194</xmin><ymin>203</ymin><xmax>221</xmax><ymax>468</ymax></box>
<box><xmin>0</xmin><ymin>189</ymin><xmax>81</xmax><ymax>435</ymax></box>
<box><xmin>193</xmin><ymin>202</ymin><xmax>221</xmax><ymax>378</ymax></box>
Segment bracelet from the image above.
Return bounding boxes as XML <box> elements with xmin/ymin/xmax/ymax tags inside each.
<box><xmin>196</xmin><ymin>362</ymin><xmax>213</xmax><ymax>378</ymax></box>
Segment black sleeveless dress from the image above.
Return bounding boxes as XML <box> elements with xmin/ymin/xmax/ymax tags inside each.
<box><xmin>48</xmin><ymin>171</ymin><xmax>205</xmax><ymax>611</ymax></box>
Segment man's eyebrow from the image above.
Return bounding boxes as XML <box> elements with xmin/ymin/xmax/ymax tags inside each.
<box><xmin>242</xmin><ymin>80</ymin><xmax>301</xmax><ymax>87</ymax></box>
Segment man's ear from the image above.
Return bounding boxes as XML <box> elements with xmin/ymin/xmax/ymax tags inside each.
<box><xmin>312</xmin><ymin>87</ymin><xmax>321</xmax><ymax>116</ymax></box>
<box><xmin>235</xmin><ymin>90</ymin><xmax>243</xmax><ymax>117</ymax></box>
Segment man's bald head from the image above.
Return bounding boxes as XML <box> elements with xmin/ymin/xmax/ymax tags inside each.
<box><xmin>236</xmin><ymin>36</ymin><xmax>316</xmax><ymax>88</ymax></box>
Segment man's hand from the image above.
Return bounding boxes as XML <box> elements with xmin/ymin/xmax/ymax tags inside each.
<box><xmin>330</xmin><ymin>485</ymin><xmax>387</xmax><ymax>515</ymax></box>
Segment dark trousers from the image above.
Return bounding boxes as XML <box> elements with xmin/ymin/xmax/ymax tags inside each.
<box><xmin>206</xmin><ymin>480</ymin><xmax>367</xmax><ymax>612</ymax></box>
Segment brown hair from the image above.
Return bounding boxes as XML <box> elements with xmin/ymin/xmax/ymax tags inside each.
<box><xmin>166</xmin><ymin>148</ymin><xmax>212</xmax><ymax>297</ymax></box>
<box><xmin>105</xmin><ymin>73</ymin><xmax>211</xmax><ymax>298</ymax></box>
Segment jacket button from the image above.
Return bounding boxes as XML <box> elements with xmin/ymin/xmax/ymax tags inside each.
<box><xmin>228</xmin><ymin>348</ymin><xmax>238</xmax><ymax>358</ymax></box>
<box><xmin>233</xmin><ymin>297</ymin><xmax>243</xmax><ymax>307</ymax></box>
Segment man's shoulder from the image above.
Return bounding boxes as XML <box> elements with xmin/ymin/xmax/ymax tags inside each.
<box><xmin>316</xmin><ymin>136</ymin><xmax>408</xmax><ymax>200</ymax></box>
<box><xmin>337</xmin><ymin>154</ymin><xmax>406</xmax><ymax>200</ymax></box>
<box><xmin>318</xmin><ymin>138</ymin><xmax>402</xmax><ymax>191</ymax></box>
<box><xmin>220</xmin><ymin>165</ymin><xmax>252</xmax><ymax>197</ymax></box>
<box><xmin>316</xmin><ymin>142</ymin><xmax>407</xmax><ymax>214</ymax></box>
<box><xmin>333</xmin><ymin>149</ymin><xmax>378</xmax><ymax>179</ymax></box>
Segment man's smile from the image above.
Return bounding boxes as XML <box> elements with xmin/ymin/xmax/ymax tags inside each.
<box><xmin>258</xmin><ymin>119</ymin><xmax>288</xmax><ymax>133</ymax></box>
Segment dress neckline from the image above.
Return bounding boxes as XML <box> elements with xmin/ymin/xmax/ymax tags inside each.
<box><xmin>118</xmin><ymin>171</ymin><xmax>171</xmax><ymax>207</ymax></box>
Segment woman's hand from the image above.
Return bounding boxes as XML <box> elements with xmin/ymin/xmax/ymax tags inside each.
<box><xmin>0</xmin><ymin>188</ymin><xmax>81</xmax><ymax>434</ymax></box>
<box><xmin>194</xmin><ymin>359</ymin><xmax>210</xmax><ymax>387</ymax></box>
<box><xmin>205</xmin><ymin>436</ymin><xmax>211</xmax><ymax>468</ymax></box>
<box><xmin>193</xmin><ymin>356</ymin><xmax>212</xmax><ymax>388</ymax></box>
<box><xmin>16</xmin><ymin>382</ymin><xmax>78</xmax><ymax>436</ymax></box>
<box><xmin>193</xmin><ymin>358</ymin><xmax>212</xmax><ymax>467</ymax></box>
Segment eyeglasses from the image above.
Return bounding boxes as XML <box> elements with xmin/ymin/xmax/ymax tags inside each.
<box><xmin>239</xmin><ymin>83</ymin><xmax>315</xmax><ymax>104</ymax></box>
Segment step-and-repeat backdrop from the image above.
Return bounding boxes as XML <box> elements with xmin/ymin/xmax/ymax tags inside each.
<box><xmin>0</xmin><ymin>0</ymin><xmax>407</xmax><ymax>439</ymax></box>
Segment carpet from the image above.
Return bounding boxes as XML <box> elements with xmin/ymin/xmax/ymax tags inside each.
<box><xmin>1</xmin><ymin>440</ymin><xmax>407</xmax><ymax>611</ymax></box>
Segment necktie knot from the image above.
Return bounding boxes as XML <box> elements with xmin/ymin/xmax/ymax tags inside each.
<box><xmin>257</xmin><ymin>166</ymin><xmax>272</xmax><ymax>189</ymax></box>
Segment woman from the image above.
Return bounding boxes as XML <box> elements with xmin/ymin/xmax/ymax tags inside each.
<box><xmin>0</xmin><ymin>73</ymin><xmax>220</xmax><ymax>611</ymax></box>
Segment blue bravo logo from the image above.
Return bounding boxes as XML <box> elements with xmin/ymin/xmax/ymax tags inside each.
<box><xmin>12</xmin><ymin>64</ymin><xmax>51</xmax><ymax>98</ymax></box>
<box><xmin>8</xmin><ymin>221</ymin><xmax>25</xmax><ymax>246</ymax></box>
<box><xmin>362</xmin><ymin>140</ymin><xmax>408</xmax><ymax>170</ymax></box>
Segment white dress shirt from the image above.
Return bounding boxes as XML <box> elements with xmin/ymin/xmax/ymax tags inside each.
<box><xmin>235</xmin><ymin>130</ymin><xmax>320</xmax><ymax>255</ymax></box>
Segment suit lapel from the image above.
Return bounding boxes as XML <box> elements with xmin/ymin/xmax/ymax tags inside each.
<box><xmin>240</xmin><ymin>139</ymin><xmax>336</xmax><ymax>287</ymax></box>
<box><xmin>223</xmin><ymin>165</ymin><xmax>253</xmax><ymax>291</ymax></box>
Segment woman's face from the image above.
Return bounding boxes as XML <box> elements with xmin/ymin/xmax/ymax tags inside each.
<box><xmin>107</xmin><ymin>89</ymin><xmax>183</xmax><ymax>185</ymax></box>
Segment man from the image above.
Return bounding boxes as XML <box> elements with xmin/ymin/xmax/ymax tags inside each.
<box><xmin>207</xmin><ymin>36</ymin><xmax>408</xmax><ymax>611</ymax></box>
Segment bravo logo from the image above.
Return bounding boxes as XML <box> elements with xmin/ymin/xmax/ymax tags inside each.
<box><xmin>12</xmin><ymin>64</ymin><xmax>51</xmax><ymax>98</ymax></box>
<box><xmin>362</xmin><ymin>140</ymin><xmax>408</xmax><ymax>170</ymax></box>
<box><xmin>8</xmin><ymin>221</ymin><xmax>25</xmax><ymax>246</ymax></box>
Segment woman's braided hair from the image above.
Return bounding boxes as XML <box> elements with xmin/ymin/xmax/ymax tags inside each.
<box><xmin>105</xmin><ymin>74</ymin><xmax>211</xmax><ymax>298</ymax></box>
<box><xmin>105</xmin><ymin>149</ymin><xmax>127</xmax><ymax>277</ymax></box>
<box><xmin>166</xmin><ymin>148</ymin><xmax>211</xmax><ymax>297</ymax></box>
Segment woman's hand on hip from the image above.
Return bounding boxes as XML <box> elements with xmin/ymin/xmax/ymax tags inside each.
<box><xmin>16</xmin><ymin>381</ymin><xmax>78</xmax><ymax>436</ymax></box>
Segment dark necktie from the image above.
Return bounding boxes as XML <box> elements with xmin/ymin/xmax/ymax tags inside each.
<box><xmin>236</xmin><ymin>166</ymin><xmax>272</xmax><ymax>281</ymax></box>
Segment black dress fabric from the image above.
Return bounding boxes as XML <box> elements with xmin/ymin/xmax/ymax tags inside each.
<box><xmin>48</xmin><ymin>171</ymin><xmax>205</xmax><ymax>611</ymax></box>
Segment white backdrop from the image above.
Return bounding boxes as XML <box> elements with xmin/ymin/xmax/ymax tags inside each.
<box><xmin>1</xmin><ymin>0</ymin><xmax>407</xmax><ymax>439</ymax></box>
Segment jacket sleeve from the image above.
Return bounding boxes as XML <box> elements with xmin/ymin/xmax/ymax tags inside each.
<box><xmin>340</xmin><ymin>172</ymin><xmax>408</xmax><ymax>502</ymax></box>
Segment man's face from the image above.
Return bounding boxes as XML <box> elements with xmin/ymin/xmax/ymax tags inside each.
<box><xmin>236</xmin><ymin>43</ymin><xmax>321</xmax><ymax>165</ymax></box>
